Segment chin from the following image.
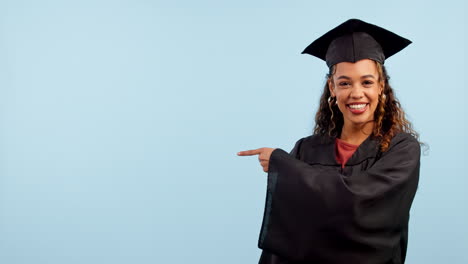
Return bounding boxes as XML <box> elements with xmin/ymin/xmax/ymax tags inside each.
<box><xmin>346</xmin><ymin>116</ymin><xmax>373</xmax><ymax>126</ymax></box>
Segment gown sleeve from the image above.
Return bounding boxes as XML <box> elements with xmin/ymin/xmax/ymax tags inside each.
<box><xmin>258</xmin><ymin>134</ymin><xmax>420</xmax><ymax>263</ymax></box>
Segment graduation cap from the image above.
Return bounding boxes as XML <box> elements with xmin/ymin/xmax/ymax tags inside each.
<box><xmin>302</xmin><ymin>19</ymin><xmax>412</xmax><ymax>68</ymax></box>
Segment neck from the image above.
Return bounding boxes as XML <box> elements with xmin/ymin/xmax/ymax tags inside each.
<box><xmin>339</xmin><ymin>121</ymin><xmax>374</xmax><ymax>145</ymax></box>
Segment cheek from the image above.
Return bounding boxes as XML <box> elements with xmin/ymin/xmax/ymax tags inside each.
<box><xmin>368</xmin><ymin>94</ymin><xmax>380</xmax><ymax>113</ymax></box>
<box><xmin>335</xmin><ymin>98</ymin><xmax>347</xmax><ymax>113</ymax></box>
<box><xmin>371</xmin><ymin>93</ymin><xmax>380</xmax><ymax>105</ymax></box>
<box><xmin>366</xmin><ymin>89</ymin><xmax>380</xmax><ymax>103</ymax></box>
<box><xmin>334</xmin><ymin>91</ymin><xmax>348</xmax><ymax>105</ymax></box>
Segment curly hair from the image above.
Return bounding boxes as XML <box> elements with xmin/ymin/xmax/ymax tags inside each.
<box><xmin>313</xmin><ymin>60</ymin><xmax>419</xmax><ymax>152</ymax></box>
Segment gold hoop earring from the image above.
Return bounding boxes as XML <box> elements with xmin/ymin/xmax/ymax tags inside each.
<box><xmin>380</xmin><ymin>93</ymin><xmax>387</xmax><ymax>104</ymax></box>
<box><xmin>328</xmin><ymin>96</ymin><xmax>336</xmax><ymax>135</ymax></box>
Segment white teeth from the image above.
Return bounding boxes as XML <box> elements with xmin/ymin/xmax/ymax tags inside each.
<box><xmin>348</xmin><ymin>104</ymin><xmax>367</xmax><ymax>109</ymax></box>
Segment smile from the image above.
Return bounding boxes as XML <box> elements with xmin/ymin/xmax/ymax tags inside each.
<box><xmin>346</xmin><ymin>103</ymin><xmax>369</xmax><ymax>114</ymax></box>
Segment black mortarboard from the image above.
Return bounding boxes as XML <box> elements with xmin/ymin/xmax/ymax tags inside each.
<box><xmin>302</xmin><ymin>19</ymin><xmax>412</xmax><ymax>68</ymax></box>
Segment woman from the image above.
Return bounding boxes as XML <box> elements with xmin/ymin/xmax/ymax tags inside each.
<box><xmin>238</xmin><ymin>19</ymin><xmax>421</xmax><ymax>264</ymax></box>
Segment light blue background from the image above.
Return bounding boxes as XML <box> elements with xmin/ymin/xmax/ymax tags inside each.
<box><xmin>0</xmin><ymin>0</ymin><xmax>466</xmax><ymax>263</ymax></box>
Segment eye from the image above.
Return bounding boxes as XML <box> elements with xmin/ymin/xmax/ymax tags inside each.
<box><xmin>362</xmin><ymin>80</ymin><xmax>374</xmax><ymax>87</ymax></box>
<box><xmin>338</xmin><ymin>82</ymin><xmax>351</xmax><ymax>87</ymax></box>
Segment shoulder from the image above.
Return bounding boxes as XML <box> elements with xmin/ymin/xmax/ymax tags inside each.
<box><xmin>382</xmin><ymin>132</ymin><xmax>421</xmax><ymax>161</ymax></box>
<box><xmin>288</xmin><ymin>134</ymin><xmax>336</xmax><ymax>163</ymax></box>
<box><xmin>387</xmin><ymin>132</ymin><xmax>420</xmax><ymax>150</ymax></box>
<box><xmin>295</xmin><ymin>134</ymin><xmax>334</xmax><ymax>148</ymax></box>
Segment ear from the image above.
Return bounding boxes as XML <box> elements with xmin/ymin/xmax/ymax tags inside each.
<box><xmin>328</xmin><ymin>79</ymin><xmax>336</xmax><ymax>97</ymax></box>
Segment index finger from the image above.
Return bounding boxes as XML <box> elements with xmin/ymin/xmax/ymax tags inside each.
<box><xmin>237</xmin><ymin>148</ymin><xmax>263</xmax><ymax>156</ymax></box>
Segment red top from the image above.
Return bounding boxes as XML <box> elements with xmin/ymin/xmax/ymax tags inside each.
<box><xmin>335</xmin><ymin>138</ymin><xmax>359</xmax><ymax>168</ymax></box>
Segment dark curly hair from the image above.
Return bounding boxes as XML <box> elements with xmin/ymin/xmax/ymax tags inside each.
<box><xmin>313</xmin><ymin>60</ymin><xmax>419</xmax><ymax>152</ymax></box>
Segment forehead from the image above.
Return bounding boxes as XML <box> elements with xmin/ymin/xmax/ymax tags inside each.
<box><xmin>333</xmin><ymin>59</ymin><xmax>378</xmax><ymax>77</ymax></box>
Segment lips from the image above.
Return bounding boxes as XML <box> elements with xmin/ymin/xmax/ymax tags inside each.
<box><xmin>346</xmin><ymin>103</ymin><xmax>369</xmax><ymax>114</ymax></box>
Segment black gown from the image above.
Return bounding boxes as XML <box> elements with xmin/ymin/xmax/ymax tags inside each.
<box><xmin>258</xmin><ymin>132</ymin><xmax>420</xmax><ymax>264</ymax></box>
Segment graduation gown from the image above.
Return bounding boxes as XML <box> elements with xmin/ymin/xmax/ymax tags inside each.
<box><xmin>258</xmin><ymin>132</ymin><xmax>420</xmax><ymax>264</ymax></box>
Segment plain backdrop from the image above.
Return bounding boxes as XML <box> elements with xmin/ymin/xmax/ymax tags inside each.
<box><xmin>0</xmin><ymin>0</ymin><xmax>467</xmax><ymax>263</ymax></box>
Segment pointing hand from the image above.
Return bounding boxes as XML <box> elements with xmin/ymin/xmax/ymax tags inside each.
<box><xmin>237</xmin><ymin>148</ymin><xmax>276</xmax><ymax>172</ymax></box>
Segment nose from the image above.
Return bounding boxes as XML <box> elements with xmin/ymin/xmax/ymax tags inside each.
<box><xmin>349</xmin><ymin>85</ymin><xmax>364</xmax><ymax>99</ymax></box>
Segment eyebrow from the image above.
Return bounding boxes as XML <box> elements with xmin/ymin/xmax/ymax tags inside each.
<box><xmin>337</xmin><ymin>74</ymin><xmax>376</xmax><ymax>80</ymax></box>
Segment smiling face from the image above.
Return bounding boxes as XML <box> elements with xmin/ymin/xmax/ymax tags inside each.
<box><xmin>328</xmin><ymin>59</ymin><xmax>384</xmax><ymax>129</ymax></box>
